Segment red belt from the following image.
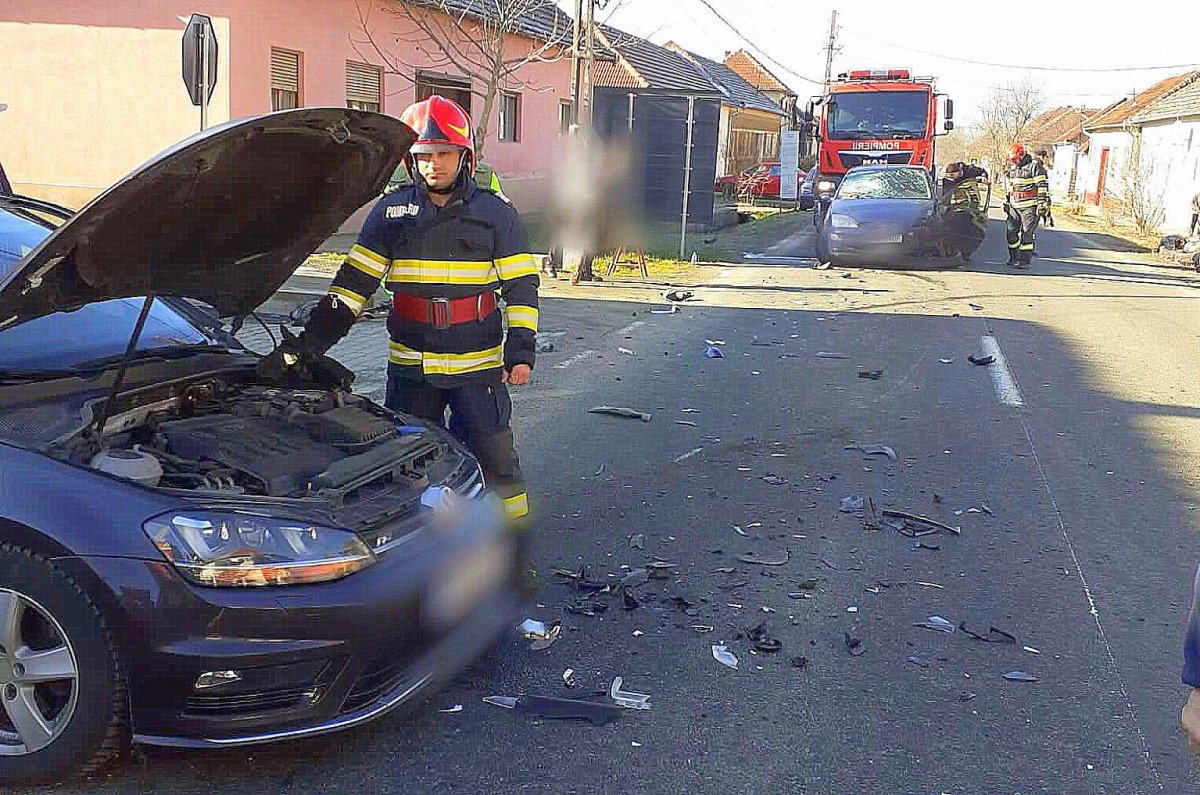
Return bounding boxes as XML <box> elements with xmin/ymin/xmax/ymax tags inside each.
<box><xmin>393</xmin><ymin>291</ymin><xmax>497</xmax><ymax>329</ymax></box>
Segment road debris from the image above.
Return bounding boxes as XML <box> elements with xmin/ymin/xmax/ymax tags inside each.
<box><xmin>958</xmin><ymin>692</ymin><xmax>978</xmax><ymax>703</ymax></box>
<box><xmin>705</xmin><ymin>339</ymin><xmax>727</xmax><ymax>346</ymax></box>
<box><xmin>555</xmin><ymin>565</ymin><xmax>609</xmax><ymax>591</ymax></box>
<box><xmin>536</xmin><ymin>340</ymin><xmax>556</xmax><ymax>353</ymax></box>
<box><xmin>675</xmin><ymin>420</ymin><xmax>698</xmax><ymax>427</ymax></box>
<box><xmin>844</xmin><ymin>632</ymin><xmax>865</xmax><ymax>657</ymax></box>
<box><xmin>1003</xmin><ymin>671</ymin><xmax>1039</xmax><ymax>683</ymax></box>
<box><xmin>439</xmin><ymin>704</ymin><xmax>464</xmax><ymax>714</ymax></box>
<box><xmin>915</xmin><ymin>581</ymin><xmax>944</xmax><ymax>589</ymax></box>
<box><xmin>610</xmin><ymin>677</ymin><xmax>652</xmax><ymax>710</ymax></box>
<box><xmin>519</xmin><ymin>618</ymin><xmax>563</xmax><ymax>650</ymax></box>
<box><xmin>589</xmin><ymin>405</ymin><xmax>652</xmax><ymax>422</ymax></box>
<box><xmin>563</xmin><ymin>669</ymin><xmax>578</xmax><ymax>688</ymax></box>
<box><xmin>706</xmin><ymin>346</ymin><xmax>725</xmax><ymax>359</ymax></box>
<box><xmin>565</xmin><ymin>598</ymin><xmax>609</xmax><ymax>617</ymax></box>
<box><xmin>914</xmin><ymin>616</ymin><xmax>955</xmax><ymax>634</ymax></box>
<box><xmin>663</xmin><ymin>290</ymin><xmax>695</xmax><ymax>302</ymax></box>
<box><xmin>839</xmin><ymin>495</ymin><xmax>865</xmax><ymax>513</ymax></box>
<box><xmin>483</xmin><ymin>694</ymin><xmax>623</xmax><ymax>724</ymax></box>
<box><xmin>857</xmin><ymin>370</ymin><xmax>884</xmax><ymax>380</ymax></box>
<box><xmin>958</xmin><ymin>623</ymin><xmax>1016</xmax><ymax>644</ymax></box>
<box><xmin>844</xmin><ymin>444</ymin><xmax>898</xmax><ymax>461</ymax></box>
<box><xmin>712</xmin><ymin>644</ymin><xmax>740</xmax><ymax>670</ymax></box>
<box><xmin>967</xmin><ymin>355</ymin><xmax>996</xmax><ymax>366</ymax></box>
<box><xmin>791</xmin><ymin>656</ymin><xmax>809</xmax><ymax>669</ymax></box>
<box><xmin>737</xmin><ymin>549</ymin><xmax>790</xmax><ymax>566</ymax></box>
<box><xmin>907</xmin><ymin>655</ymin><xmax>930</xmax><ymax>668</ymax></box>
<box><xmin>746</xmin><ymin>621</ymin><xmax>783</xmax><ymax>652</ymax></box>
<box><xmin>882</xmin><ymin>510</ymin><xmax>961</xmax><ymax>536</ymax></box>
<box><xmin>816</xmin><ymin>351</ymin><xmax>850</xmax><ymax>359</ymax></box>
<box><xmin>674</xmin><ymin>447</ymin><xmax>705</xmax><ymax>463</ymax></box>
<box><xmin>939</xmin><ymin>358</ymin><xmax>955</xmax><ymax>364</ymax></box>
<box><xmin>760</xmin><ymin>474</ymin><xmax>789</xmax><ymax>485</ymax></box>
<box><xmin>968</xmin><ymin>303</ymin><xmax>985</xmax><ymax>311</ymax></box>
<box><xmin>649</xmin><ymin>305</ymin><xmax>680</xmax><ymax>314</ymax></box>
<box><xmin>629</xmin><ymin>533</ymin><xmax>645</xmax><ymax>549</ymax></box>
<box><xmin>693</xmin><ymin>625</ymin><xmax>715</xmax><ymax>633</ymax></box>
<box><xmin>732</xmin><ymin>525</ymin><xmax>749</xmax><ymax>537</ymax></box>
<box><xmin>1023</xmin><ymin>646</ymin><xmax>1041</xmax><ymax>655</ymax></box>
<box><xmin>618</xmin><ymin>347</ymin><xmax>635</xmax><ymax>356</ymax></box>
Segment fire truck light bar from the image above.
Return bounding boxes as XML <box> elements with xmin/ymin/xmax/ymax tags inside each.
<box><xmin>843</xmin><ymin>69</ymin><xmax>911</xmax><ymax>81</ymax></box>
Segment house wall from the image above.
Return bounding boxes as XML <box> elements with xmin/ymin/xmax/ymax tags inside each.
<box><xmin>1138</xmin><ymin>117</ymin><xmax>1200</xmax><ymax>232</ymax></box>
<box><xmin>1050</xmin><ymin>143</ymin><xmax>1080</xmax><ymax>200</ymax></box>
<box><xmin>0</xmin><ymin>1</ymin><xmax>571</xmax><ymax>214</ymax></box>
<box><xmin>717</xmin><ymin>106</ymin><xmax>733</xmax><ymax>178</ymax></box>
<box><xmin>1080</xmin><ymin>129</ymin><xmax>1134</xmax><ymax>205</ymax></box>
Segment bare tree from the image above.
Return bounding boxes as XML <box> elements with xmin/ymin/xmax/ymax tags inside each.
<box><xmin>351</xmin><ymin>0</ymin><xmax>571</xmax><ymax>159</ymax></box>
<box><xmin>973</xmin><ymin>76</ymin><xmax>1046</xmax><ymax>175</ymax></box>
<box><xmin>1119</xmin><ymin>143</ymin><xmax>1167</xmax><ymax>235</ymax></box>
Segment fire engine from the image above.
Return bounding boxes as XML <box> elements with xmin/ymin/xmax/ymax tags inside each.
<box><xmin>808</xmin><ymin>69</ymin><xmax>954</xmax><ymax>195</ymax></box>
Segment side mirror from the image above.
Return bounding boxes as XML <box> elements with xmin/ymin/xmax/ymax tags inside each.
<box><xmin>945</xmin><ymin>98</ymin><xmax>954</xmax><ymax>121</ymax></box>
<box><xmin>944</xmin><ymin>120</ymin><xmax>955</xmax><ymax>132</ymax></box>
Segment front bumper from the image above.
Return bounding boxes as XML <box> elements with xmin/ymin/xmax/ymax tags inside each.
<box><xmin>826</xmin><ymin>227</ymin><xmax>930</xmax><ymax>264</ymax></box>
<box><xmin>77</xmin><ymin>508</ymin><xmax>520</xmax><ymax>748</ymax></box>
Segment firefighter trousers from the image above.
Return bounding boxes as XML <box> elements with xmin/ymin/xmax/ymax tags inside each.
<box><xmin>1005</xmin><ymin>205</ymin><xmax>1040</xmax><ymax>266</ymax></box>
<box><xmin>384</xmin><ymin>370</ymin><xmax>529</xmax><ymax>528</ymax></box>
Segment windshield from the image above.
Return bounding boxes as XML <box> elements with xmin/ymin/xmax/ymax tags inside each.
<box><xmin>0</xmin><ymin>206</ymin><xmax>223</xmax><ymax>373</ymax></box>
<box><xmin>837</xmin><ymin>169</ymin><xmax>932</xmax><ymax>200</ymax></box>
<box><xmin>827</xmin><ymin>90</ymin><xmax>930</xmax><ymax>140</ymax></box>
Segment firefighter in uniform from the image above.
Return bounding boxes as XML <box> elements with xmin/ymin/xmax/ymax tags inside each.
<box><xmin>261</xmin><ymin>95</ymin><xmax>538</xmax><ymax>567</ymax></box>
<box><xmin>939</xmin><ymin>161</ymin><xmax>989</xmax><ymax>261</ymax></box>
<box><xmin>1003</xmin><ymin>143</ymin><xmax>1050</xmax><ymax>269</ymax></box>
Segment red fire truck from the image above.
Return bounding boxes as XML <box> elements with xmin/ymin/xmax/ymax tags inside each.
<box><xmin>808</xmin><ymin>69</ymin><xmax>954</xmax><ymax>195</ymax></box>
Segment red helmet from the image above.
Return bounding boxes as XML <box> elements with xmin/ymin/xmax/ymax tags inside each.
<box><xmin>1008</xmin><ymin>143</ymin><xmax>1026</xmax><ymax>164</ymax></box>
<box><xmin>399</xmin><ymin>95</ymin><xmax>475</xmax><ymax>171</ymax></box>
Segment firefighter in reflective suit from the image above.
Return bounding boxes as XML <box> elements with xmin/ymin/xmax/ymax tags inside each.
<box><xmin>1003</xmin><ymin>143</ymin><xmax>1050</xmax><ymax>269</ymax></box>
<box><xmin>262</xmin><ymin>95</ymin><xmax>539</xmax><ymax>582</ymax></box>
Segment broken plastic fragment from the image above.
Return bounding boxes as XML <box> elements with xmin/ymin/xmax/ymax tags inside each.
<box><xmin>732</xmin><ymin>525</ymin><xmax>748</xmax><ymax>537</ymax></box>
<box><xmin>706</xmin><ymin>346</ymin><xmax>725</xmax><ymax>359</ymax></box>
<box><xmin>760</xmin><ymin>474</ymin><xmax>789</xmax><ymax>485</ymax></box>
<box><xmin>967</xmin><ymin>355</ymin><xmax>995</xmax><ymax>366</ymax></box>
<box><xmin>692</xmin><ymin>625</ymin><xmax>715</xmax><ymax>633</ymax></box>
<box><xmin>705</xmin><ymin>339</ymin><xmax>726</xmax><ymax>346</ymax></box>
<box><xmin>610</xmin><ymin>677</ymin><xmax>652</xmax><ymax>710</ymax></box>
<box><xmin>839</xmin><ymin>495</ymin><xmax>865</xmax><ymax>513</ymax></box>
<box><xmin>844</xmin><ymin>631</ymin><xmax>865</xmax><ymax>656</ymax></box>
<box><xmin>663</xmin><ymin>289</ymin><xmax>695</xmax><ymax>302</ymax></box>
<box><xmin>914</xmin><ymin>616</ymin><xmax>955</xmax><ymax>634</ymax></box>
<box><xmin>439</xmin><ymin>704</ymin><xmax>464</xmax><ymax>713</ymax></box>
<box><xmin>844</xmin><ymin>444</ymin><xmax>898</xmax><ymax>461</ymax></box>
<box><xmin>712</xmin><ymin>644</ymin><xmax>739</xmax><ymax>670</ymax></box>
<box><xmin>857</xmin><ymin>370</ymin><xmax>884</xmax><ymax>380</ymax></box>
<box><xmin>629</xmin><ymin>533</ymin><xmax>645</xmax><ymax>550</ymax></box>
<box><xmin>1003</xmin><ymin>670</ymin><xmax>1039</xmax><ymax>682</ymax></box>
<box><xmin>882</xmin><ymin>509</ymin><xmax>961</xmax><ymax>536</ymax></box>
<box><xmin>816</xmin><ymin>351</ymin><xmax>849</xmax><ymax>359</ymax></box>
<box><xmin>650</xmin><ymin>305</ymin><xmax>680</xmax><ymax>314</ymax></box>
<box><xmin>589</xmin><ymin>405</ymin><xmax>652</xmax><ymax>422</ymax></box>
<box><xmin>563</xmin><ymin>669</ymin><xmax>578</xmax><ymax>688</ymax></box>
<box><xmin>484</xmin><ymin>696</ymin><xmax>519</xmax><ymax>709</ymax></box>
<box><xmin>790</xmin><ymin>656</ymin><xmax>809</xmax><ymax>669</ymax></box>
<box><xmin>907</xmin><ymin>655</ymin><xmax>930</xmax><ymax>668</ymax></box>
<box><xmin>618</xmin><ymin>347</ymin><xmax>635</xmax><ymax>356</ymax></box>
<box><xmin>519</xmin><ymin>618</ymin><xmax>563</xmax><ymax>650</ymax></box>
<box><xmin>939</xmin><ymin>358</ymin><xmax>955</xmax><ymax>364</ymax></box>
<box><xmin>622</xmin><ymin>568</ymin><xmax>650</xmax><ymax>588</ymax></box>
<box><xmin>736</xmin><ymin>549</ymin><xmax>790</xmax><ymax>566</ymax></box>
<box><xmin>1023</xmin><ymin>646</ymin><xmax>1041</xmax><ymax>655</ymax></box>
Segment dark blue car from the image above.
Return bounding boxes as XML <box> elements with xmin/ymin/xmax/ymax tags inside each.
<box><xmin>0</xmin><ymin>109</ymin><xmax>522</xmax><ymax>784</ymax></box>
<box><xmin>815</xmin><ymin>164</ymin><xmax>957</xmax><ymax>267</ymax></box>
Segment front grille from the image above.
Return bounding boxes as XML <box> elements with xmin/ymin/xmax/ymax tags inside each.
<box><xmin>342</xmin><ymin>655</ymin><xmax>418</xmax><ymax>713</ymax></box>
<box><xmin>838</xmin><ymin>151</ymin><xmax>914</xmax><ymax>168</ymax></box>
<box><xmin>183</xmin><ymin>660</ymin><xmax>334</xmax><ymax>718</ymax></box>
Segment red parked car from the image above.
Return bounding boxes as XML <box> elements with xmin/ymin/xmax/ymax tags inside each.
<box><xmin>714</xmin><ymin>161</ymin><xmax>805</xmax><ymax>200</ymax></box>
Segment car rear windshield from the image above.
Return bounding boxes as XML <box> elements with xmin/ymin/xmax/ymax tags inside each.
<box><xmin>0</xmin><ymin>205</ymin><xmax>52</xmax><ymax>271</ymax></box>
<box><xmin>827</xmin><ymin>90</ymin><xmax>930</xmax><ymax>140</ymax></box>
<box><xmin>837</xmin><ymin>169</ymin><xmax>932</xmax><ymax>200</ymax></box>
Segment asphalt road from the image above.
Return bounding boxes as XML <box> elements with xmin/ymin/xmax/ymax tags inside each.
<box><xmin>48</xmin><ymin>214</ymin><xmax>1200</xmax><ymax>794</ymax></box>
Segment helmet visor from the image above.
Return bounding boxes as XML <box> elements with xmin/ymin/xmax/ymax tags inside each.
<box><xmin>411</xmin><ymin>142</ymin><xmax>466</xmax><ymax>155</ymax></box>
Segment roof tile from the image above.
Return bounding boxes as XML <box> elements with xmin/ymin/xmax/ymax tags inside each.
<box><xmin>1084</xmin><ymin>72</ymin><xmax>1200</xmax><ymax>129</ymax></box>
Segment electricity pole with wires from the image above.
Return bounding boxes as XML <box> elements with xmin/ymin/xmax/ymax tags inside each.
<box><xmin>570</xmin><ymin>0</ymin><xmax>598</xmax><ymax>128</ymax></box>
<box><xmin>822</xmin><ymin>9</ymin><xmax>839</xmax><ymax>89</ymax></box>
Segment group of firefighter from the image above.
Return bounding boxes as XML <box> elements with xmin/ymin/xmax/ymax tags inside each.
<box><xmin>939</xmin><ymin>143</ymin><xmax>1052</xmax><ymax>268</ymax></box>
<box><xmin>260</xmin><ymin>91</ymin><xmax>1056</xmax><ymax>593</ymax></box>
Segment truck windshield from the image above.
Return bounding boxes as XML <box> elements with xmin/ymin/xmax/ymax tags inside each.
<box><xmin>827</xmin><ymin>91</ymin><xmax>930</xmax><ymax>140</ymax></box>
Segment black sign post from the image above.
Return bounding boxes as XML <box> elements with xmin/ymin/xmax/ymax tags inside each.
<box><xmin>181</xmin><ymin>14</ymin><xmax>218</xmax><ymax>131</ymax></box>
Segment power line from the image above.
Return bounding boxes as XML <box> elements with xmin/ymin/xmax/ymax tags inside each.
<box><xmin>689</xmin><ymin>0</ymin><xmax>825</xmax><ymax>85</ymax></box>
<box><xmin>843</xmin><ymin>27</ymin><xmax>1200</xmax><ymax>74</ymax></box>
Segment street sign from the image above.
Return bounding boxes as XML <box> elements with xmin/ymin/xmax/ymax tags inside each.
<box><xmin>181</xmin><ymin>13</ymin><xmax>217</xmax><ymax>126</ymax></box>
<box><xmin>780</xmin><ymin>129</ymin><xmax>800</xmax><ymax>201</ymax></box>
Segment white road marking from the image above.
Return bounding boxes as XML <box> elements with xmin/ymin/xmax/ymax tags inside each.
<box><xmin>980</xmin><ymin>335</ymin><xmax>1025</xmax><ymax>407</ymax></box>
<box><xmin>553</xmin><ymin>349</ymin><xmax>596</xmax><ymax>370</ymax></box>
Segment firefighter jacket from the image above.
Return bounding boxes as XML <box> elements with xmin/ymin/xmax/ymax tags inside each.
<box><xmin>301</xmin><ymin>173</ymin><xmax>539</xmax><ymax>388</ymax></box>
<box><xmin>1005</xmin><ymin>155</ymin><xmax>1049</xmax><ymax>211</ymax></box>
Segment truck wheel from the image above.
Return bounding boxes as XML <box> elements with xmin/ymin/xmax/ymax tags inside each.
<box><xmin>0</xmin><ymin>545</ymin><xmax>127</xmax><ymax>785</ymax></box>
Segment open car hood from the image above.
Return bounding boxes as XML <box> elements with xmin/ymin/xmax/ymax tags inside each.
<box><xmin>0</xmin><ymin>108</ymin><xmax>415</xmax><ymax>327</ymax></box>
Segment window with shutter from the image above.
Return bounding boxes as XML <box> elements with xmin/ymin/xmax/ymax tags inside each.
<box><xmin>270</xmin><ymin>48</ymin><xmax>301</xmax><ymax>111</ymax></box>
<box><xmin>346</xmin><ymin>61</ymin><xmax>382</xmax><ymax>112</ymax></box>
<box><xmin>498</xmin><ymin>92</ymin><xmax>520</xmax><ymax>142</ymax></box>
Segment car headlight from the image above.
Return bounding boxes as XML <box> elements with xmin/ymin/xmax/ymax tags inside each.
<box><xmin>144</xmin><ymin>510</ymin><xmax>375</xmax><ymax>587</ymax></box>
<box><xmin>830</xmin><ymin>213</ymin><xmax>859</xmax><ymax>228</ymax></box>
<box><xmin>817</xmin><ymin>180</ymin><xmax>836</xmax><ymax>193</ymax></box>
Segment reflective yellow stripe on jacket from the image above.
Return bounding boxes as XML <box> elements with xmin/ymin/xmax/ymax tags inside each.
<box><xmin>388</xmin><ymin>341</ymin><xmax>505</xmax><ymax>375</ymax></box>
<box><xmin>388</xmin><ymin>259</ymin><xmax>499</xmax><ymax>286</ymax></box>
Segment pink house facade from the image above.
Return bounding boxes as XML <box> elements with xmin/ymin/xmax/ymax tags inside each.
<box><xmin>0</xmin><ymin>1</ymin><xmax>573</xmax><ymax>214</ymax></box>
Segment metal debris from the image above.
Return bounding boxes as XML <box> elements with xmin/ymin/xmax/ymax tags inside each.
<box><xmin>610</xmin><ymin>677</ymin><xmax>652</xmax><ymax>710</ymax></box>
<box><xmin>589</xmin><ymin>405</ymin><xmax>652</xmax><ymax>422</ymax></box>
<box><xmin>844</xmin><ymin>444</ymin><xmax>898</xmax><ymax>461</ymax></box>
<box><xmin>712</xmin><ymin>644</ymin><xmax>739</xmax><ymax>670</ymax></box>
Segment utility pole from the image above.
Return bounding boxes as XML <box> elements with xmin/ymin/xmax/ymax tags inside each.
<box><xmin>822</xmin><ymin>9</ymin><xmax>838</xmax><ymax>89</ymax></box>
<box><xmin>578</xmin><ymin>0</ymin><xmax>596</xmax><ymax>127</ymax></box>
<box><xmin>569</xmin><ymin>0</ymin><xmax>582</xmax><ymax>125</ymax></box>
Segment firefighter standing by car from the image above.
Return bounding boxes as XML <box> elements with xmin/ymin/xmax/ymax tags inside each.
<box><xmin>261</xmin><ymin>95</ymin><xmax>539</xmax><ymax>579</ymax></box>
<box><xmin>1003</xmin><ymin>143</ymin><xmax>1050</xmax><ymax>269</ymax></box>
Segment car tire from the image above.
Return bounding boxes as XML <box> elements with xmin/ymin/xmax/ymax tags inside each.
<box><xmin>0</xmin><ymin>545</ymin><xmax>128</xmax><ymax>785</ymax></box>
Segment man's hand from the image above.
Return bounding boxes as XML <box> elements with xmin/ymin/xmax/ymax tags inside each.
<box><xmin>503</xmin><ymin>364</ymin><xmax>531</xmax><ymax>386</ymax></box>
<box><xmin>1183</xmin><ymin>689</ymin><xmax>1200</xmax><ymax>754</ymax></box>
